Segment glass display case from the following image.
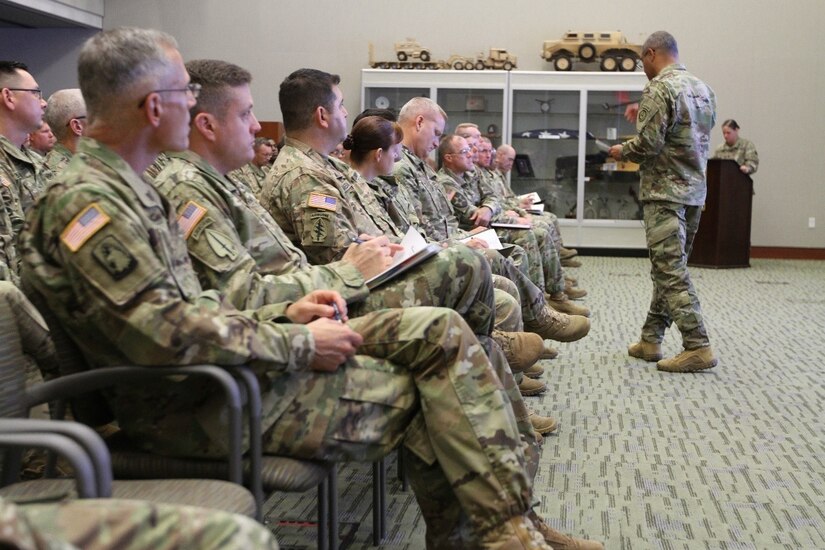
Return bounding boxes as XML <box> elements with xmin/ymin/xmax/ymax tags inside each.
<box><xmin>361</xmin><ymin>69</ymin><xmax>509</xmax><ymax>148</ymax></box>
<box><xmin>361</xmin><ymin>69</ymin><xmax>647</xmax><ymax>248</ymax></box>
<box><xmin>509</xmin><ymin>71</ymin><xmax>647</xmax><ymax>248</ymax></box>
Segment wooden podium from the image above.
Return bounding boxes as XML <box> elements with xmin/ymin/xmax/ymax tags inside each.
<box><xmin>688</xmin><ymin>159</ymin><xmax>753</xmax><ymax>268</ymax></box>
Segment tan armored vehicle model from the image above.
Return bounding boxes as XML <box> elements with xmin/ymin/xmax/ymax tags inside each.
<box><xmin>394</xmin><ymin>38</ymin><xmax>432</xmax><ymax>62</ymax></box>
<box><xmin>446</xmin><ymin>48</ymin><xmax>518</xmax><ymax>70</ymax></box>
<box><xmin>541</xmin><ymin>31</ymin><xmax>642</xmax><ymax>72</ymax></box>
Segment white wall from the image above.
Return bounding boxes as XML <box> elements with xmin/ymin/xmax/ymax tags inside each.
<box><xmin>9</xmin><ymin>0</ymin><xmax>825</xmax><ymax>247</ymax></box>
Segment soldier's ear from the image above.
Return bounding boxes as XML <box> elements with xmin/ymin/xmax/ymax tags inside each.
<box><xmin>415</xmin><ymin>115</ymin><xmax>424</xmax><ymax>132</ymax></box>
<box><xmin>316</xmin><ymin>105</ymin><xmax>329</xmax><ymax>129</ymax></box>
<box><xmin>193</xmin><ymin>112</ymin><xmax>218</xmax><ymax>142</ymax></box>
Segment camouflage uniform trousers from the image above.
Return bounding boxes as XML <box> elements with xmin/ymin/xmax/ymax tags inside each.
<box><xmin>1</xmin><ymin>282</ymin><xmax>58</xmax><ymax>418</ymax></box>
<box><xmin>348</xmin><ymin>243</ymin><xmax>495</xmax><ymax>338</ymax></box>
<box><xmin>260</xmin><ymin>307</ymin><xmax>534</xmax><ymax>536</ymax></box>
<box><xmin>497</xmin><ymin>222</ymin><xmax>566</xmax><ymax>295</ymax></box>
<box><xmin>641</xmin><ymin>201</ymin><xmax>709</xmax><ymax>349</ymax></box>
<box><xmin>483</xmin><ymin>249</ymin><xmax>550</xmax><ymax>325</ymax></box>
<box><xmin>0</xmin><ymin>497</ymin><xmax>278</xmax><ymax>550</ymax></box>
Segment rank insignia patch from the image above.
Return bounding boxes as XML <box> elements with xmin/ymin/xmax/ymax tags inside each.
<box><xmin>60</xmin><ymin>203</ymin><xmax>111</xmax><ymax>252</ymax></box>
<box><xmin>92</xmin><ymin>235</ymin><xmax>137</xmax><ymax>280</ymax></box>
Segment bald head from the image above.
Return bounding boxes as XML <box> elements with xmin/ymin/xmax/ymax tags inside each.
<box><xmin>45</xmin><ymin>89</ymin><xmax>86</xmax><ymax>142</ymax></box>
<box><xmin>495</xmin><ymin>144</ymin><xmax>516</xmax><ymax>173</ymax></box>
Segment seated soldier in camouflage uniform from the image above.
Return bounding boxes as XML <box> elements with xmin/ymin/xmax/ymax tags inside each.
<box><xmin>42</xmin><ymin>88</ymin><xmax>87</xmax><ymax>180</ymax></box>
<box><xmin>447</xmin><ymin>123</ymin><xmax>590</xmax><ymax>318</ymax></box>
<box><xmin>150</xmin><ymin>59</ymin><xmax>552</xmax><ymax>435</ymax></box>
<box><xmin>20</xmin><ymin>28</ymin><xmax>604</xmax><ymax>549</ymax></box>
<box><xmin>0</xmin><ymin>496</ymin><xmax>279</xmax><ymax>549</ymax></box>
<box><xmin>227</xmin><ymin>136</ymin><xmax>273</xmax><ymax>195</ymax></box>
<box><xmin>0</xmin><ymin>61</ymin><xmax>50</xmax><ymax>246</ymax></box>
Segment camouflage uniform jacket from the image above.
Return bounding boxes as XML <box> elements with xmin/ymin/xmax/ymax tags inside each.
<box><xmin>21</xmin><ymin>138</ymin><xmax>317</xmax><ymax>458</ymax></box>
<box><xmin>369</xmin><ymin>175</ymin><xmax>416</xmax><ymax>234</ymax></box>
<box><xmin>393</xmin><ymin>146</ymin><xmax>469</xmax><ymax>242</ymax></box>
<box><xmin>1</xmin><ymin>135</ymin><xmax>49</xmax><ymax>235</ymax></box>
<box><xmin>228</xmin><ymin>161</ymin><xmax>268</xmax><ymax>196</ymax></box>
<box><xmin>712</xmin><ymin>137</ymin><xmax>758</xmax><ymax>175</ymax></box>
<box><xmin>261</xmin><ymin>137</ymin><xmax>397</xmax><ymax>264</ymax></box>
<box><xmin>44</xmin><ymin>143</ymin><xmax>73</xmax><ymax>180</ymax></box>
<box><xmin>620</xmin><ymin>64</ymin><xmax>717</xmax><ymax>205</ymax></box>
<box><xmin>152</xmin><ymin>150</ymin><xmax>368</xmax><ymax>309</ymax></box>
<box><xmin>438</xmin><ymin>166</ymin><xmax>512</xmax><ymax>229</ymax></box>
<box><xmin>0</xmin><ymin>190</ymin><xmax>18</xmax><ymax>284</ymax></box>
<box><xmin>482</xmin><ymin>167</ymin><xmax>527</xmax><ymax>214</ymax></box>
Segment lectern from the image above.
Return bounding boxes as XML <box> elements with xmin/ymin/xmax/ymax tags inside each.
<box><xmin>688</xmin><ymin>159</ymin><xmax>753</xmax><ymax>268</ymax></box>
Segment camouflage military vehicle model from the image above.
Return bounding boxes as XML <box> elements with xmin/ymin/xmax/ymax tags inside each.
<box><xmin>446</xmin><ymin>48</ymin><xmax>517</xmax><ymax>70</ymax></box>
<box><xmin>368</xmin><ymin>42</ymin><xmax>518</xmax><ymax>71</ymax></box>
<box><xmin>394</xmin><ymin>38</ymin><xmax>432</xmax><ymax>62</ymax></box>
<box><xmin>541</xmin><ymin>31</ymin><xmax>642</xmax><ymax>72</ymax></box>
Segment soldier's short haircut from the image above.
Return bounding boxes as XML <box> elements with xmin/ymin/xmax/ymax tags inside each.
<box><xmin>437</xmin><ymin>133</ymin><xmax>462</xmax><ymax>165</ymax></box>
<box><xmin>44</xmin><ymin>89</ymin><xmax>85</xmax><ymax>142</ymax></box>
<box><xmin>643</xmin><ymin>31</ymin><xmax>679</xmax><ymax>57</ymax></box>
<box><xmin>0</xmin><ymin>61</ymin><xmax>29</xmax><ymax>88</ymax></box>
<box><xmin>253</xmin><ymin>137</ymin><xmax>270</xmax><ymax>149</ymax></box>
<box><xmin>78</xmin><ymin>27</ymin><xmax>178</xmax><ymax>122</ymax></box>
<box><xmin>454</xmin><ymin>122</ymin><xmax>480</xmax><ymax>138</ymax></box>
<box><xmin>278</xmin><ymin>68</ymin><xmax>340</xmax><ymax>132</ymax></box>
<box><xmin>185</xmin><ymin>59</ymin><xmax>252</xmax><ymax>119</ymax></box>
<box><xmin>397</xmin><ymin>97</ymin><xmax>446</xmax><ymax>125</ymax></box>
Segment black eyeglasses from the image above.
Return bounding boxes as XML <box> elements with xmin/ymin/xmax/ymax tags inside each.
<box><xmin>5</xmin><ymin>87</ymin><xmax>43</xmax><ymax>99</ymax></box>
<box><xmin>66</xmin><ymin>115</ymin><xmax>86</xmax><ymax>127</ymax></box>
<box><xmin>137</xmin><ymin>82</ymin><xmax>201</xmax><ymax>108</ymax></box>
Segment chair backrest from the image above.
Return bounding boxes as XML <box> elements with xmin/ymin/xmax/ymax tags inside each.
<box><xmin>21</xmin><ymin>281</ymin><xmax>114</xmax><ymax>426</ymax></box>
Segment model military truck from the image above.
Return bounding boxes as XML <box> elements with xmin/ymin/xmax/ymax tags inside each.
<box><xmin>394</xmin><ymin>38</ymin><xmax>432</xmax><ymax>62</ymax></box>
<box><xmin>541</xmin><ymin>31</ymin><xmax>642</xmax><ymax>72</ymax></box>
<box><xmin>368</xmin><ymin>42</ymin><xmax>518</xmax><ymax>70</ymax></box>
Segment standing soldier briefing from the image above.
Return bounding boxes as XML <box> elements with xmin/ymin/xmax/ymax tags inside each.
<box><xmin>608</xmin><ymin>31</ymin><xmax>718</xmax><ymax>373</ymax></box>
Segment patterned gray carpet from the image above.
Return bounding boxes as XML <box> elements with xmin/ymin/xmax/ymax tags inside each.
<box><xmin>265</xmin><ymin>257</ymin><xmax>825</xmax><ymax>549</ymax></box>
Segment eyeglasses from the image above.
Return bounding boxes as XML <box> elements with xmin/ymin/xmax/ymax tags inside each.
<box><xmin>66</xmin><ymin>115</ymin><xmax>86</xmax><ymax>127</ymax></box>
<box><xmin>6</xmin><ymin>88</ymin><xmax>43</xmax><ymax>99</ymax></box>
<box><xmin>449</xmin><ymin>147</ymin><xmax>471</xmax><ymax>156</ymax></box>
<box><xmin>137</xmin><ymin>82</ymin><xmax>201</xmax><ymax>108</ymax></box>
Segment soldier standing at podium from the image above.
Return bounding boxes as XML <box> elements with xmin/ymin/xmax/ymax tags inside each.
<box><xmin>712</xmin><ymin>119</ymin><xmax>759</xmax><ymax>176</ymax></box>
<box><xmin>607</xmin><ymin>31</ymin><xmax>718</xmax><ymax>373</ymax></box>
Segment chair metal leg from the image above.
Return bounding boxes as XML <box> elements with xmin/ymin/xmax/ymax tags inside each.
<box><xmin>397</xmin><ymin>448</ymin><xmax>409</xmax><ymax>491</ymax></box>
<box><xmin>372</xmin><ymin>459</ymin><xmax>387</xmax><ymax>545</ymax></box>
<box><xmin>317</xmin><ymin>476</ymin><xmax>329</xmax><ymax>550</ymax></box>
<box><xmin>328</xmin><ymin>466</ymin><xmax>338</xmax><ymax>550</ymax></box>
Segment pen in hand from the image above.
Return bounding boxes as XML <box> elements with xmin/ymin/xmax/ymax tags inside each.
<box><xmin>331</xmin><ymin>302</ymin><xmax>344</xmax><ymax>323</ymax></box>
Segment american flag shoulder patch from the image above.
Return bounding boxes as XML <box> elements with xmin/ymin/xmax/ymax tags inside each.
<box><xmin>307</xmin><ymin>192</ymin><xmax>338</xmax><ymax>211</ymax></box>
<box><xmin>60</xmin><ymin>203</ymin><xmax>111</xmax><ymax>252</ymax></box>
<box><xmin>177</xmin><ymin>200</ymin><xmax>208</xmax><ymax>239</ymax></box>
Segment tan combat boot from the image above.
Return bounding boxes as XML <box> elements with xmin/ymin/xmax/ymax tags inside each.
<box><xmin>493</xmin><ymin>330</ymin><xmax>545</xmax><ymax>373</ymax></box>
<box><xmin>657</xmin><ymin>346</ymin><xmax>718</xmax><ymax>372</ymax></box>
<box><xmin>524</xmin><ymin>309</ymin><xmax>590</xmax><ymax>343</ymax></box>
<box><xmin>527</xmin><ymin>510</ymin><xmax>604</xmax><ymax>550</ymax></box>
<box><xmin>539</xmin><ymin>341</ymin><xmax>558</xmax><ymax>360</ymax></box>
<box><xmin>546</xmin><ymin>293</ymin><xmax>591</xmax><ymax>318</ymax></box>
<box><xmin>564</xmin><ymin>275</ymin><xmax>578</xmax><ymax>287</ymax></box>
<box><xmin>559</xmin><ymin>246</ymin><xmax>578</xmax><ymax>259</ymax></box>
<box><xmin>627</xmin><ymin>340</ymin><xmax>663</xmax><ymax>362</ymax></box>
<box><xmin>519</xmin><ymin>376</ymin><xmax>547</xmax><ymax>396</ymax></box>
<box><xmin>481</xmin><ymin>515</ymin><xmax>552</xmax><ymax>549</ymax></box>
<box><xmin>563</xmin><ymin>284</ymin><xmax>587</xmax><ymax>300</ymax></box>
<box><xmin>561</xmin><ymin>257</ymin><xmax>582</xmax><ymax>268</ymax></box>
<box><xmin>523</xmin><ymin>363</ymin><xmax>545</xmax><ymax>379</ymax></box>
<box><xmin>529</xmin><ymin>410</ymin><xmax>558</xmax><ymax>434</ymax></box>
